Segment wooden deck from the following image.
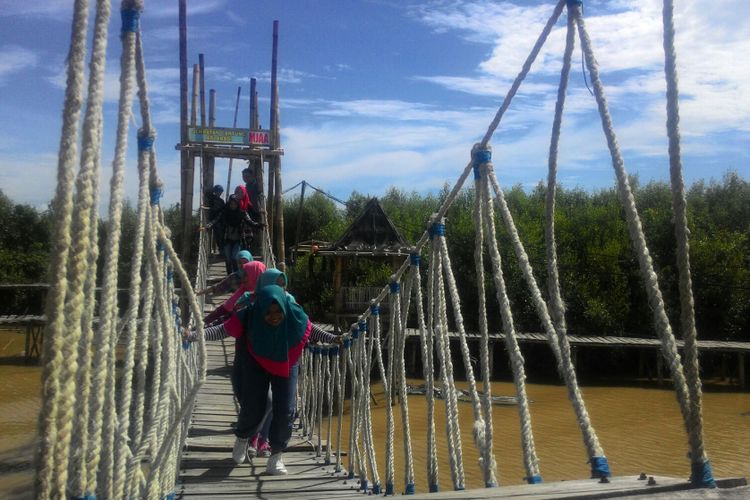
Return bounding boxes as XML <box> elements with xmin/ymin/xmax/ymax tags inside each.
<box><xmin>177</xmin><ymin>336</ymin><xmax>356</xmax><ymax>498</ymax></box>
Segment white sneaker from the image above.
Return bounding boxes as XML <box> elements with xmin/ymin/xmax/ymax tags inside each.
<box><xmin>232</xmin><ymin>437</ymin><xmax>249</xmax><ymax>464</ymax></box>
<box><xmin>265</xmin><ymin>452</ymin><xmax>288</xmax><ymax>475</ymax></box>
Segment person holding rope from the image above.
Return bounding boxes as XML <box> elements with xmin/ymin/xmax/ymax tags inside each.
<box><xmin>185</xmin><ymin>284</ymin><xmax>342</xmax><ymax>475</ymax></box>
<box><xmin>200</xmin><ymin>258</ymin><xmax>266</xmax><ymax>326</ymax></box>
<box><xmin>202</xmin><ymin>194</ymin><xmax>262</xmax><ymax>274</ymax></box>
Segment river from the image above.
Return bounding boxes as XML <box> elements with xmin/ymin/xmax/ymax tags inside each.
<box><xmin>1</xmin><ymin>329</ymin><xmax>748</xmax><ymax>497</ymax></box>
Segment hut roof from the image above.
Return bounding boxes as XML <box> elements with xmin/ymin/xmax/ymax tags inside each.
<box><xmin>324</xmin><ymin>198</ymin><xmax>410</xmax><ymax>256</ymax></box>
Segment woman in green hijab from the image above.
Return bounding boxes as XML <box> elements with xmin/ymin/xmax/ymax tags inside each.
<box><xmin>185</xmin><ymin>282</ymin><xmax>342</xmax><ymax>474</ymax></box>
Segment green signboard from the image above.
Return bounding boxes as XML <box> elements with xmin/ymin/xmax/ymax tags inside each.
<box><xmin>188</xmin><ymin>126</ymin><xmax>271</xmax><ymax>147</ymax></box>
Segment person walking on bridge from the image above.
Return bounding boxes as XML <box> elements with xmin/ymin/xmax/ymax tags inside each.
<box><xmin>186</xmin><ymin>284</ymin><xmax>342</xmax><ymax>475</ymax></box>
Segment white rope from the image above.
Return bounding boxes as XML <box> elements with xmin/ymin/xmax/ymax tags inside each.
<box><xmin>470</xmin><ymin>152</ymin><xmax>499</xmax><ymax>487</ymax></box>
<box><xmin>34</xmin><ymin>1</ymin><xmax>90</xmax><ymax>497</ymax></box>
<box><xmin>84</xmin><ymin>1</ymin><xmax>139</xmax><ymax>494</ymax></box>
<box><xmin>411</xmin><ymin>256</ymin><xmax>439</xmax><ymax>491</ymax></box>
<box><xmin>325</xmin><ymin>347</ymin><xmax>336</xmax><ymax>464</ymax></box>
<box><xmin>429</xmin><ymin>223</ymin><xmax>465</xmax><ymax>490</ymax></box>
<box><xmin>438</xmin><ymin>232</ymin><xmax>486</xmax><ymax>452</ymax></box>
<box><xmin>661</xmin><ymin>0</ymin><xmax>709</xmax><ymax>474</ymax></box>
<box><xmin>572</xmin><ymin>3</ymin><xmax>693</xmax><ymax>434</ymax></box>
<box><xmin>393</xmin><ymin>280</ymin><xmax>416</xmax><ymax>494</ymax></box>
<box><xmin>66</xmin><ymin>1</ymin><xmax>110</xmax><ymax>496</ymax></box>
<box><xmin>316</xmin><ymin>346</ymin><xmax>325</xmax><ymax>457</ymax></box>
<box><xmin>345</xmin><ymin>330</ymin><xmax>359</xmax><ymax>479</ymax></box>
<box><xmin>334</xmin><ymin>340</ymin><xmax>347</xmax><ymax>472</ymax></box>
<box><xmin>383</xmin><ymin>296</ymin><xmax>397</xmax><ymax>493</ymax></box>
<box><xmin>479</xmin><ymin>164</ymin><xmax>541</xmax><ymax>482</ymax></box>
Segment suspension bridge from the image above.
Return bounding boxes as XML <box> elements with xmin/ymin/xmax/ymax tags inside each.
<box><xmin>29</xmin><ymin>0</ymin><xmax>748</xmax><ymax>499</ymax></box>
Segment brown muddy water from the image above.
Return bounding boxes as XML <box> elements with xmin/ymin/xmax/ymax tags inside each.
<box><xmin>1</xmin><ymin>328</ymin><xmax>748</xmax><ymax>497</ymax></box>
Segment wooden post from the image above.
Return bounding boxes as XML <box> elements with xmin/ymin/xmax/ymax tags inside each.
<box><xmin>248</xmin><ymin>78</ymin><xmax>266</xmax><ymax>258</ymax></box>
<box><xmin>488</xmin><ymin>340</ymin><xmax>495</xmax><ymax>380</ymax></box>
<box><xmin>178</xmin><ymin>0</ymin><xmax>193</xmax><ymax>268</ymax></box>
<box><xmin>190</xmin><ymin>64</ymin><xmax>198</xmax><ymax>127</ymax></box>
<box><xmin>225</xmin><ymin>86</ymin><xmax>241</xmax><ymax>198</ymax></box>
<box><xmin>638</xmin><ymin>349</ymin><xmax>644</xmax><ymax>379</ymax></box>
<box><xmin>657</xmin><ymin>350</ymin><xmax>664</xmax><ymax>386</ymax></box>
<box><xmin>739</xmin><ymin>352</ymin><xmax>746</xmax><ymax>388</ymax></box>
<box><xmin>334</xmin><ymin>256</ymin><xmax>343</xmax><ymax>313</ymax></box>
<box><xmin>203</xmin><ymin>88</ymin><xmax>216</xmax><ymax>190</ymax></box>
<box><xmin>269</xmin><ymin>20</ymin><xmax>285</xmax><ymax>270</ymax></box>
<box><xmin>409</xmin><ymin>338</ymin><xmax>417</xmax><ymax>377</ymax></box>
<box><xmin>199</xmin><ymin>53</ymin><xmax>206</xmax><ymax>127</ymax></box>
<box><xmin>293</xmin><ymin>181</ymin><xmax>307</xmax><ymax>257</ymax></box>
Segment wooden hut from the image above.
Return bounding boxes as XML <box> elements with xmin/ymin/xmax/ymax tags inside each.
<box><xmin>305</xmin><ymin>198</ymin><xmax>411</xmax><ymax>331</ymax></box>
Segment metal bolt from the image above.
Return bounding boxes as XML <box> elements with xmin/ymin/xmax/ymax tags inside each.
<box><xmin>599</xmin><ymin>476</ymin><xmax>610</xmax><ymax>484</ymax></box>
<box><xmin>648</xmin><ymin>476</ymin><xmax>657</xmax><ymax>486</ymax></box>
<box><xmin>639</xmin><ymin>472</ymin><xmax>647</xmax><ymax>480</ymax></box>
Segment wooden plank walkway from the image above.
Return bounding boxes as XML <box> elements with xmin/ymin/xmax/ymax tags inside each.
<box><xmin>178</xmin><ymin>258</ymin><xmax>356</xmax><ymax>498</ymax></box>
<box><xmin>177</xmin><ymin>338</ymin><xmax>356</xmax><ymax>498</ymax></box>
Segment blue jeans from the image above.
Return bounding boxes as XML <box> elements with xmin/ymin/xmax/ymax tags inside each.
<box><xmin>234</xmin><ymin>349</ymin><xmax>299</xmax><ymax>453</ymax></box>
<box><xmin>223</xmin><ymin>240</ymin><xmax>241</xmax><ymax>274</ymax></box>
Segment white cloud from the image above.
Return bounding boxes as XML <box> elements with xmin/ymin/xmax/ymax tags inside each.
<box><xmin>0</xmin><ymin>0</ymin><xmax>71</xmax><ymax>18</ymax></box>
<box><xmin>0</xmin><ymin>45</ymin><xmax>39</xmax><ymax>84</ymax></box>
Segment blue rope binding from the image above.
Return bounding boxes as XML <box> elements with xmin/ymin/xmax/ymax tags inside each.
<box><xmin>526</xmin><ymin>475</ymin><xmax>542</xmax><ymax>484</ymax></box>
<box><xmin>370</xmin><ymin>303</ymin><xmax>380</xmax><ymax>316</ymax></box>
<box><xmin>429</xmin><ymin>482</ymin><xmax>439</xmax><ymax>493</ymax></box>
<box><xmin>385</xmin><ymin>482</ymin><xmax>395</xmax><ymax>495</ymax></box>
<box><xmin>471</xmin><ymin>146</ymin><xmax>492</xmax><ymax>180</ymax></box>
<box><xmin>590</xmin><ymin>456</ymin><xmax>611</xmax><ymax>478</ymax></box>
<box><xmin>371</xmin><ymin>483</ymin><xmax>381</xmax><ymax>494</ymax></box>
<box><xmin>389</xmin><ymin>281</ymin><xmax>400</xmax><ymax>294</ymax></box>
<box><xmin>690</xmin><ymin>460</ymin><xmax>716</xmax><ymax>488</ymax></box>
<box><xmin>121</xmin><ymin>8</ymin><xmax>140</xmax><ymax>33</ymax></box>
<box><xmin>429</xmin><ymin>222</ymin><xmax>445</xmax><ymax>240</ymax></box>
<box><xmin>404</xmin><ymin>483</ymin><xmax>415</xmax><ymax>495</ymax></box>
<box><xmin>70</xmin><ymin>494</ymin><xmax>96</xmax><ymax>500</ymax></box>
<box><xmin>410</xmin><ymin>252</ymin><xmax>420</xmax><ymax>267</ymax></box>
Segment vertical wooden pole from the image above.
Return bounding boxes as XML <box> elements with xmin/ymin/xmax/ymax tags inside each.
<box><xmin>208</xmin><ymin>89</ymin><xmax>216</xmax><ymax>127</ymax></box>
<box><xmin>178</xmin><ymin>0</ymin><xmax>193</xmax><ymax>267</ymax></box>
<box><xmin>488</xmin><ymin>340</ymin><xmax>495</xmax><ymax>380</ymax></box>
<box><xmin>199</xmin><ymin>53</ymin><xmax>206</xmax><ymax>127</ymax></box>
<box><xmin>639</xmin><ymin>348</ymin><xmax>645</xmax><ymax>379</ymax></box>
<box><xmin>739</xmin><ymin>352</ymin><xmax>746</xmax><ymax>388</ymax></box>
<box><xmin>248</xmin><ymin>77</ymin><xmax>266</xmax><ymax>258</ymax></box>
<box><xmin>250</xmin><ymin>78</ymin><xmax>258</xmax><ymax>129</ymax></box>
<box><xmin>657</xmin><ymin>350</ymin><xmax>664</xmax><ymax>386</ymax></box>
<box><xmin>225</xmin><ymin>86</ymin><xmax>241</xmax><ymax>198</ymax></box>
<box><xmin>293</xmin><ymin>180</ymin><xmax>307</xmax><ymax>264</ymax></box>
<box><xmin>269</xmin><ymin>20</ymin><xmax>285</xmax><ymax>270</ymax></box>
<box><xmin>204</xmin><ymin>89</ymin><xmax>216</xmax><ymax>191</ymax></box>
<box><xmin>190</xmin><ymin>64</ymin><xmax>198</xmax><ymax>127</ymax></box>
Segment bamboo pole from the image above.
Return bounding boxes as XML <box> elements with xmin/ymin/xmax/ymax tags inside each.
<box><xmin>204</xmin><ymin>89</ymin><xmax>216</xmax><ymax>190</ymax></box>
<box><xmin>225</xmin><ymin>86</ymin><xmax>241</xmax><ymax>199</ymax></box>
<box><xmin>199</xmin><ymin>53</ymin><xmax>206</xmax><ymax>127</ymax></box>
<box><xmin>270</xmin><ymin>20</ymin><xmax>285</xmax><ymax>270</ymax></box>
<box><xmin>178</xmin><ymin>0</ymin><xmax>194</xmax><ymax>270</ymax></box>
<box><xmin>190</xmin><ymin>64</ymin><xmax>198</xmax><ymax>127</ymax></box>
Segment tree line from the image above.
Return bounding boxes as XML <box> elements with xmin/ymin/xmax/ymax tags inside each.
<box><xmin>2</xmin><ymin>171</ymin><xmax>748</xmax><ymax>344</ymax></box>
<box><xmin>283</xmin><ymin>171</ymin><xmax>750</xmax><ymax>343</ymax></box>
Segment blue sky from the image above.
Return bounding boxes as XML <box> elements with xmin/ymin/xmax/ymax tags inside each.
<box><xmin>0</xmin><ymin>0</ymin><xmax>748</xmax><ymax>210</ymax></box>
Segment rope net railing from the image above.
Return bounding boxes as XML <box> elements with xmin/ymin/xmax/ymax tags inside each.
<box><xmin>34</xmin><ymin>1</ymin><xmax>206</xmax><ymax>498</ymax></box>
<box><xmin>297</xmin><ymin>0</ymin><xmax>715</xmax><ymax>494</ymax></box>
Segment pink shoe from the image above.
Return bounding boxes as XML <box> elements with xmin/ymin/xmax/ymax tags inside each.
<box><xmin>247</xmin><ymin>434</ymin><xmax>260</xmax><ymax>458</ymax></box>
<box><xmin>258</xmin><ymin>438</ymin><xmax>271</xmax><ymax>457</ymax></box>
